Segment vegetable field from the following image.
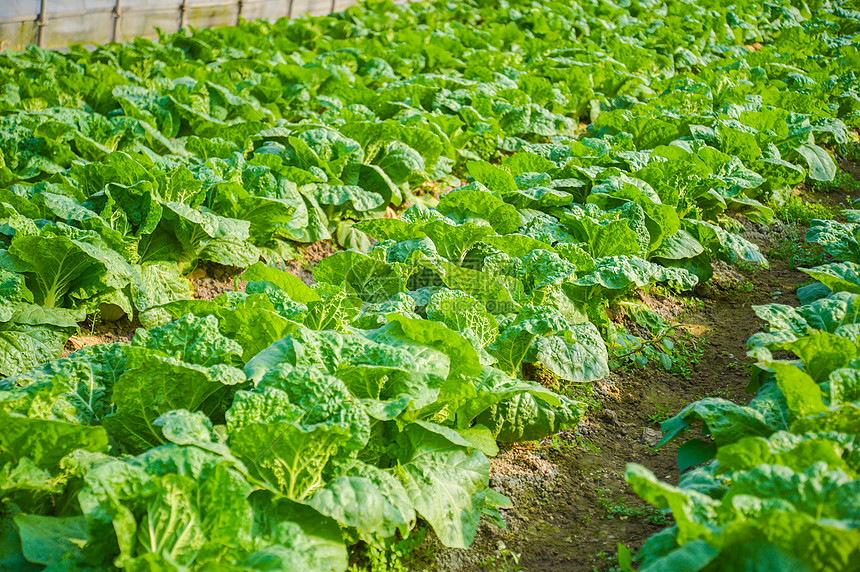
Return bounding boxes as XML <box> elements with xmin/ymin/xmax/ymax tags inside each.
<box><xmin>1</xmin><ymin>0</ymin><xmax>859</xmax><ymax>569</ymax></box>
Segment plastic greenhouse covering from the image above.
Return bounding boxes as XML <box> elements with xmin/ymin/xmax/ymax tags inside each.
<box><xmin>0</xmin><ymin>0</ymin><xmax>364</xmax><ymax>50</ymax></box>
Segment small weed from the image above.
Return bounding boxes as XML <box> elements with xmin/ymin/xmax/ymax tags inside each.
<box><xmin>479</xmin><ymin>544</ymin><xmax>525</xmax><ymax>572</ymax></box>
<box><xmin>668</xmin><ymin>332</ymin><xmax>706</xmax><ymax>380</ymax></box>
<box><xmin>685</xmin><ymin>296</ymin><xmax>706</xmax><ymax>312</ymax></box>
<box><xmin>564</xmin><ymin>382</ymin><xmax>602</xmax><ymax>412</ymax></box>
<box><xmin>540</xmin><ymin>434</ymin><xmax>574</xmax><ymax>452</ymax></box>
<box><xmin>596</xmin><ymin>488</ymin><xmax>672</xmax><ymax>526</ymax></box>
<box><xmin>736</xmin><ymin>261</ymin><xmax>765</xmax><ymax>277</ymax></box>
<box><xmin>691</xmin><ymin>388</ymin><xmax>733</xmax><ymax>401</ymax></box>
<box><xmin>772</xmin><ymin>194</ymin><xmax>836</xmax><ymax>226</ymax></box>
<box><xmin>609</xmin><ymin>326</ymin><xmax>704</xmax><ymax>380</ymax></box>
<box><xmin>706</xmin><ymin>388</ymin><xmax>732</xmax><ymax>399</ymax></box>
<box><xmin>572</xmin><ymin>434</ymin><xmax>602</xmax><ymax>454</ymax></box>
<box><xmin>647</xmin><ymin>401</ymin><xmax>673</xmax><ymax>425</ymax></box>
<box><xmin>769</xmin><ymin>224</ymin><xmax>827</xmax><ymax>269</ymax></box>
<box><xmin>809</xmin><ymin>170</ymin><xmax>860</xmax><ymax>196</ymax></box>
<box><xmin>538</xmin><ymin>432</ymin><xmax>601</xmax><ymax>454</ymax></box>
<box><xmin>594</xmin><ymin>551</ymin><xmax>623</xmax><ymax>572</ymax></box>
<box><xmin>87</xmin><ymin>307</ymin><xmax>102</xmax><ymax>337</ymax></box>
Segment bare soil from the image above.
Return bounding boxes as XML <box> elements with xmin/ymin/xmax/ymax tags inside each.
<box><xmin>189</xmin><ymin>262</ymin><xmax>247</xmax><ymax>300</ymax></box>
<box><xmin>282</xmin><ymin>239</ymin><xmax>337</xmax><ymax>285</ymax></box>
<box><xmin>64</xmin><ymin>314</ymin><xmax>140</xmax><ymax>356</ymax></box>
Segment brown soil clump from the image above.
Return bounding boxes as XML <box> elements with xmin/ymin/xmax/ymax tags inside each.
<box><xmin>63</xmin><ymin>314</ymin><xmax>140</xmax><ymax>356</ymax></box>
<box><xmin>281</xmin><ymin>240</ymin><xmax>338</xmax><ymax>285</ymax></box>
<box><xmin>189</xmin><ymin>262</ymin><xmax>247</xmax><ymax>301</ymax></box>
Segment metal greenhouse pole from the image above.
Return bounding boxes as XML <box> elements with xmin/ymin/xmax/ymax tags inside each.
<box><xmin>36</xmin><ymin>0</ymin><xmax>48</xmax><ymax>47</ymax></box>
<box><xmin>112</xmin><ymin>0</ymin><xmax>124</xmax><ymax>42</ymax></box>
